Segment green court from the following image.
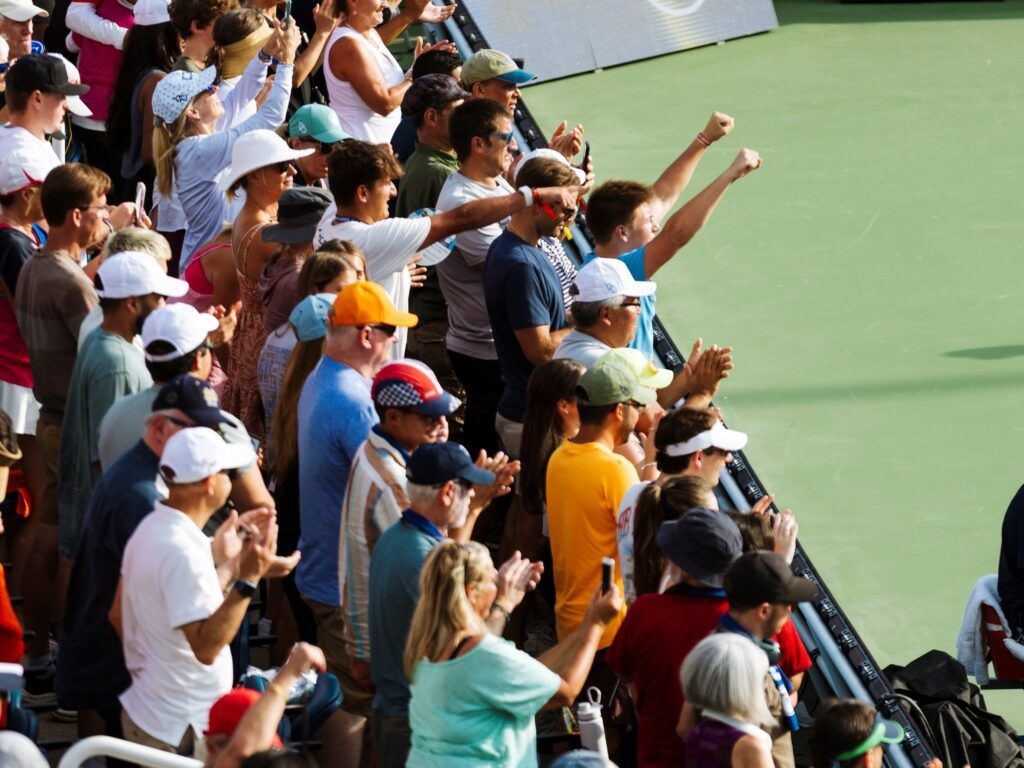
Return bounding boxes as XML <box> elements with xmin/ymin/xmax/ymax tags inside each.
<box><xmin>525</xmin><ymin>0</ymin><xmax>1024</xmax><ymax>726</ymax></box>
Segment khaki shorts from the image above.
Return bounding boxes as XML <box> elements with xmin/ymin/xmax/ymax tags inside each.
<box><xmin>121</xmin><ymin>709</ymin><xmax>205</xmax><ymax>761</ymax></box>
<box><xmin>35</xmin><ymin>420</ymin><xmax>60</xmax><ymax>526</ymax></box>
<box><xmin>302</xmin><ymin>595</ymin><xmax>374</xmax><ymax>717</ymax></box>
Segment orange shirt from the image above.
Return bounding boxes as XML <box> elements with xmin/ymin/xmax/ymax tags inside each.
<box><xmin>546</xmin><ymin>440</ymin><xmax>637</xmax><ymax>648</ymax></box>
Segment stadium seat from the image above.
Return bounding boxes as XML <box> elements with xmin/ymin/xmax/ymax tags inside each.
<box><xmin>980</xmin><ymin>604</ymin><xmax>1024</xmax><ymax>686</ymax></box>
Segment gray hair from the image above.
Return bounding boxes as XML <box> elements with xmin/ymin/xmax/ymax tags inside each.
<box><xmin>680</xmin><ymin>633</ymin><xmax>774</xmax><ymax>727</ymax></box>
<box><xmin>103</xmin><ymin>227</ymin><xmax>172</xmax><ymax>267</ymax></box>
<box><xmin>407</xmin><ymin>481</ymin><xmax>442</xmax><ymax>508</ymax></box>
<box><xmin>571</xmin><ymin>296</ymin><xmax>622</xmax><ymax>329</ymax></box>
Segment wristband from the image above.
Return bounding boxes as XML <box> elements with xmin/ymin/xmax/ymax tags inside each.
<box><xmin>258</xmin><ymin>49</ymin><xmax>273</xmax><ymax>64</ymax></box>
<box><xmin>233</xmin><ymin>579</ymin><xmax>258</xmax><ymax>598</ymax></box>
<box><xmin>518</xmin><ymin>186</ymin><xmax>534</xmax><ymax>207</ymax></box>
<box><xmin>696</xmin><ymin>132</ymin><xmax>712</xmax><ymax>147</ymax></box>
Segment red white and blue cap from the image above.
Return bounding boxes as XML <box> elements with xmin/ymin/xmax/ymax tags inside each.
<box><xmin>371</xmin><ymin>359</ymin><xmax>461</xmax><ymax>418</ymax></box>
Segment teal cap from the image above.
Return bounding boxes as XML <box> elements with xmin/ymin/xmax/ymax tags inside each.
<box><xmin>288</xmin><ymin>104</ymin><xmax>349</xmax><ymax>143</ymax></box>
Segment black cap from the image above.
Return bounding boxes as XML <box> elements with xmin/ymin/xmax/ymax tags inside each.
<box><xmin>724</xmin><ymin>551</ymin><xmax>820</xmax><ymax>606</ymax></box>
<box><xmin>657</xmin><ymin>508</ymin><xmax>742</xmax><ymax>588</ymax></box>
<box><xmin>261</xmin><ymin>187</ymin><xmax>334</xmax><ymax>245</ymax></box>
<box><xmin>401</xmin><ymin>74</ymin><xmax>469</xmax><ymax>118</ymax></box>
<box><xmin>406</xmin><ymin>442</ymin><xmax>495</xmax><ymax>486</ymax></box>
<box><xmin>7</xmin><ymin>54</ymin><xmax>89</xmax><ymax>97</ymax></box>
<box><xmin>152</xmin><ymin>375</ymin><xmax>230</xmax><ymax>428</ymax></box>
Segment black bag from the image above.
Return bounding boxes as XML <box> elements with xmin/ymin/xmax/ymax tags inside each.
<box><xmin>884</xmin><ymin>649</ymin><xmax>1024</xmax><ymax>768</ymax></box>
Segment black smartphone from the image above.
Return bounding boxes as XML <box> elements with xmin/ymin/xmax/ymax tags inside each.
<box><xmin>581</xmin><ymin>139</ymin><xmax>591</xmax><ymax>170</ymax></box>
<box><xmin>601</xmin><ymin>557</ymin><xmax>614</xmax><ymax>595</ymax></box>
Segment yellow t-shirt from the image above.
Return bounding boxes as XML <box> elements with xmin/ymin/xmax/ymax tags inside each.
<box><xmin>546</xmin><ymin>440</ymin><xmax>638</xmax><ymax>648</ymax></box>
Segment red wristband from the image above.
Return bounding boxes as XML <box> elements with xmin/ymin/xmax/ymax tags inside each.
<box><xmin>696</xmin><ymin>132</ymin><xmax>712</xmax><ymax>147</ymax></box>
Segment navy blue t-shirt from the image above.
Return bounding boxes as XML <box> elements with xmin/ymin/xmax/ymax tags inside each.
<box><xmin>483</xmin><ymin>229</ymin><xmax>568</xmax><ymax>422</ymax></box>
<box><xmin>56</xmin><ymin>440</ymin><xmax>162</xmax><ymax>710</ymax></box>
<box><xmin>390</xmin><ymin>115</ymin><xmax>417</xmax><ymax>165</ymax></box>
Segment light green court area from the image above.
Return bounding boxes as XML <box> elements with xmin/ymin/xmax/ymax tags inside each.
<box><xmin>524</xmin><ymin>0</ymin><xmax>1024</xmax><ymax>725</ymax></box>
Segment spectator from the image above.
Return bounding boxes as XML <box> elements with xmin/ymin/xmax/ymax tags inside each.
<box><xmin>57</xmin><ymin>251</ymin><xmax>188</xmax><ymax>561</ymax></box>
<box><xmin>168</xmin><ymin>0</ymin><xmax>235</xmax><ymax>73</ymax></box>
<box><xmin>606</xmin><ymin>508</ymin><xmax>742</xmax><ymax>767</ymax></box>
<box><xmin>998</xmin><ymin>485</ymin><xmax>1024</xmax><ymax>637</ymax></box>
<box><xmin>106</xmin><ymin>0</ymin><xmax>179</xmax><ymax>205</ymax></box>
<box><xmin>14</xmin><ymin>163</ymin><xmax>119</xmax><ymax>698</ymax></box>
<box><xmin>809</xmin><ymin>699</ymin><xmax>907</xmax><ymax>768</ymax></box>
<box><xmin>727</xmin><ymin>508</ymin><xmax>800</xmax><ymax>567</ymax></box>
<box><xmin>368</xmin><ymin>441</ymin><xmax>519</xmax><ymax>768</ymax></box>
<box><xmin>315</xmin><ymin>140</ymin><xmax>576</xmax><ymax>360</ymax></box>
<box><xmin>295</xmin><ymin>280</ymin><xmax>416</xmax><ymax>764</ymax></box>
<box><xmin>390</xmin><ymin>48</ymin><xmax>462</xmax><ymax>164</ymax></box>
<box><xmin>654</xmin><ymin>406</ymin><xmax>747</xmax><ymax>487</ymax></box>
<box><xmin>322</xmin><ymin>0</ymin><xmax>453</xmax><ymax>143</ymax></box>
<box><xmin>205</xmin><ymin>8</ymin><xmax>272</xmax><ymax>129</ymax></box>
<box><xmin>0</xmin><ymin>53</ymin><xmax>86</xmax><ymax>167</ymax></box>
<box><xmin>286</xmin><ymin>104</ymin><xmax>348</xmax><ymax>189</ymax></box>
<box><xmin>113</xmin><ymin>427</ymin><xmax>283</xmax><ymax>757</ymax></box>
<box><xmin>0</xmin><ymin>0</ymin><xmax>47</xmax><ymax>61</ymax></box>
<box><xmin>58</xmin><ymin>375</ymin><xmax>243</xmax><ymax>749</ymax></box>
<box><xmin>585</xmin><ymin>112</ymin><xmax>760</xmax><ymax>357</ymax></box>
<box><xmin>460</xmin><ymin>48</ymin><xmax>533</xmax><ymax>112</ymax></box>
<box><xmin>692</xmin><ymin>551</ymin><xmax>821</xmax><ymax>768</ymax></box>
<box><xmin>484</xmin><ymin>156</ymin><xmax>580</xmax><ymax>455</ymax></box>
<box><xmin>338</xmin><ymin>358</ymin><xmax>459</xmax><ymax>731</ymax></box>
<box><xmin>546</xmin><ymin>355</ymin><xmax>653</xmax><ymax>646</ymax></box>
<box><xmin>554</xmin><ymin>256</ymin><xmax>654</xmax><ymax>367</ymax></box>
<box><xmin>394</xmin><ymin>73</ymin><xmax>468</xmax><ymax>439</ymax></box>
<box><xmin>404</xmin><ymin>539</ymin><xmax>623</xmax><ymax>767</ymax></box>
<box><xmin>679</xmin><ymin>633</ymin><xmax>775</xmax><ymax>768</ymax></box>
<box><xmin>220</xmin><ymin>130</ymin><xmax>313</xmax><ymax>437</ymax></box>
<box><xmin>152</xmin><ymin>19</ymin><xmax>299</xmax><ymax>269</ymax></box>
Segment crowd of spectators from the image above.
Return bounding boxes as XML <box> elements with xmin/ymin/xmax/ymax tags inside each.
<box><xmin>0</xmin><ymin>0</ymin><xmax>923</xmax><ymax>765</ymax></box>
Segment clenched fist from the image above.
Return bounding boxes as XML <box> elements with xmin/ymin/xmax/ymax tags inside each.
<box><xmin>728</xmin><ymin>148</ymin><xmax>762</xmax><ymax>181</ymax></box>
<box><xmin>703</xmin><ymin>112</ymin><xmax>734</xmax><ymax>142</ymax></box>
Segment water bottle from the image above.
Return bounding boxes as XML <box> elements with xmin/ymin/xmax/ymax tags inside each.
<box><xmin>576</xmin><ymin>686</ymin><xmax>608</xmax><ymax>759</ymax></box>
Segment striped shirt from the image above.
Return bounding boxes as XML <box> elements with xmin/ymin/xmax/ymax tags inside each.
<box><xmin>340</xmin><ymin>427</ymin><xmax>410</xmax><ymax>660</ymax></box>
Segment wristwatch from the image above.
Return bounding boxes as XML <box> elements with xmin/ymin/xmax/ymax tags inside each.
<box><xmin>233</xmin><ymin>579</ymin><xmax>258</xmax><ymax>598</ymax></box>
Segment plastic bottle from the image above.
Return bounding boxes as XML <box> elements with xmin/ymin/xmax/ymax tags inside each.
<box><xmin>576</xmin><ymin>686</ymin><xmax>608</xmax><ymax>759</ymax></box>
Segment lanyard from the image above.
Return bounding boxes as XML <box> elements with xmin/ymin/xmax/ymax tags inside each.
<box><xmin>718</xmin><ymin>615</ymin><xmax>799</xmax><ymax>732</ymax></box>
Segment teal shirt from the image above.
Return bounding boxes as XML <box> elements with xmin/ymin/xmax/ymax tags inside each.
<box><xmin>407</xmin><ymin>632</ymin><xmax>561</xmax><ymax>767</ymax></box>
<box><xmin>58</xmin><ymin>328</ymin><xmax>152</xmax><ymax>558</ymax></box>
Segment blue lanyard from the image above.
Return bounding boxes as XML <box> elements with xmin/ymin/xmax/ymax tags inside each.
<box><xmin>718</xmin><ymin>615</ymin><xmax>799</xmax><ymax>732</ymax></box>
<box><xmin>401</xmin><ymin>509</ymin><xmax>443</xmax><ymax>542</ymax></box>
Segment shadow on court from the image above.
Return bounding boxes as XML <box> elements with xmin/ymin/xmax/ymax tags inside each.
<box><xmin>944</xmin><ymin>345</ymin><xmax>1024</xmax><ymax>361</ymax></box>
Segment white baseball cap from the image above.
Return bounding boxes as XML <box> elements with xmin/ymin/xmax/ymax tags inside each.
<box><xmin>133</xmin><ymin>0</ymin><xmax>169</xmax><ymax>25</ymax></box>
<box><xmin>158</xmin><ymin>427</ymin><xmax>256</xmax><ymax>485</ymax></box>
<box><xmin>96</xmin><ymin>251</ymin><xmax>189</xmax><ymax>299</ymax></box>
<box><xmin>142</xmin><ymin>304</ymin><xmax>219</xmax><ymax>361</ymax></box>
<box><xmin>514</xmin><ymin>148</ymin><xmax>586</xmax><ymax>185</ymax></box>
<box><xmin>0</xmin><ymin>0</ymin><xmax>48</xmax><ymax>22</ymax></box>
<box><xmin>664</xmin><ymin>421</ymin><xmax>748</xmax><ymax>457</ymax></box>
<box><xmin>0</xmin><ymin>143</ymin><xmax>56</xmax><ymax>194</ymax></box>
<box><xmin>46</xmin><ymin>54</ymin><xmax>91</xmax><ymax>117</ymax></box>
<box><xmin>218</xmin><ymin>129</ymin><xmax>314</xmax><ymax>192</ymax></box>
<box><xmin>571</xmin><ymin>257</ymin><xmax>656</xmax><ymax>303</ymax></box>
<box><xmin>151</xmin><ymin>65</ymin><xmax>217</xmax><ymax>124</ymax></box>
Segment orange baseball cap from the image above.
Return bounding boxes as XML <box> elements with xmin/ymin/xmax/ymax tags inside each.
<box><xmin>329</xmin><ymin>281</ymin><xmax>419</xmax><ymax>328</ymax></box>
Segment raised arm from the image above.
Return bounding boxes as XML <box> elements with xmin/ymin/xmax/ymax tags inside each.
<box><xmin>66</xmin><ymin>1</ymin><xmax>127</xmax><ymax>48</ymax></box>
<box><xmin>647</xmin><ymin>112</ymin><xmax>734</xmax><ymax>221</ymax></box>
<box><xmin>292</xmin><ymin>3</ymin><xmax>338</xmax><ymax>87</ymax></box>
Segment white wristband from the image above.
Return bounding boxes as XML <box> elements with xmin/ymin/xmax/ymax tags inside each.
<box><xmin>518</xmin><ymin>186</ymin><xmax>533</xmax><ymax>207</ymax></box>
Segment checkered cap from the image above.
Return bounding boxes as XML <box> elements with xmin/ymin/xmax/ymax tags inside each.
<box><xmin>372</xmin><ymin>359</ymin><xmax>460</xmax><ymax>417</ymax></box>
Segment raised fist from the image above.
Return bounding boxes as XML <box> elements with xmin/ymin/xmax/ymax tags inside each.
<box><xmin>703</xmin><ymin>112</ymin><xmax>734</xmax><ymax>142</ymax></box>
<box><xmin>728</xmin><ymin>148</ymin><xmax>762</xmax><ymax>181</ymax></box>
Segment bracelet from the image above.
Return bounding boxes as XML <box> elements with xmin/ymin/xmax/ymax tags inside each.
<box><xmin>696</xmin><ymin>132</ymin><xmax>712</xmax><ymax>147</ymax></box>
<box><xmin>489</xmin><ymin>602</ymin><xmax>511</xmax><ymax>624</ymax></box>
<box><xmin>518</xmin><ymin>185</ymin><xmax>534</xmax><ymax>207</ymax></box>
<box><xmin>639</xmin><ymin>461</ymin><xmax>658</xmax><ymax>470</ymax></box>
<box><xmin>258</xmin><ymin>49</ymin><xmax>273</xmax><ymax>64</ymax></box>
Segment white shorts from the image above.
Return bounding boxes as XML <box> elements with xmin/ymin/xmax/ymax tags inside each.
<box><xmin>0</xmin><ymin>380</ymin><xmax>40</xmax><ymax>436</ymax></box>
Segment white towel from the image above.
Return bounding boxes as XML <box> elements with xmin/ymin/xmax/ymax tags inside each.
<box><xmin>955</xmin><ymin>574</ymin><xmax>1024</xmax><ymax>685</ymax></box>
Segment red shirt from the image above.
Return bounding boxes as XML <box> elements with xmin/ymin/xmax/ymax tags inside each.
<box><xmin>776</xmin><ymin>618</ymin><xmax>812</xmax><ymax>680</ymax></box>
<box><xmin>606</xmin><ymin>588</ymin><xmax>728</xmax><ymax>768</ymax></box>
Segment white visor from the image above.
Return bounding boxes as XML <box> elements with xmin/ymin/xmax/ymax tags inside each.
<box><xmin>664</xmin><ymin>420</ymin><xmax>748</xmax><ymax>457</ymax></box>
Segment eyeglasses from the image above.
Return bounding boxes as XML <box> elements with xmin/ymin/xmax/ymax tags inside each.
<box><xmin>204</xmin><ymin>85</ymin><xmax>216</xmax><ymax>96</ymax></box>
<box><xmin>367</xmin><ymin>323</ymin><xmax>397</xmax><ymax>337</ymax></box>
<box><xmin>626</xmin><ymin>400</ymin><xmax>647</xmax><ymax>412</ymax></box>
<box><xmin>479</xmin><ymin>131</ymin><xmax>514</xmax><ymax>145</ymax></box>
<box><xmin>311</xmin><ymin>141</ymin><xmax>337</xmax><ymax>155</ymax></box>
<box><xmin>80</xmin><ymin>204</ymin><xmax>112</xmax><ymax>214</ymax></box>
<box><xmin>164</xmin><ymin>415</ymin><xmax>195</xmax><ymax>428</ymax></box>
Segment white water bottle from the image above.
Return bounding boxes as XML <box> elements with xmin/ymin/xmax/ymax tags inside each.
<box><xmin>576</xmin><ymin>686</ymin><xmax>608</xmax><ymax>759</ymax></box>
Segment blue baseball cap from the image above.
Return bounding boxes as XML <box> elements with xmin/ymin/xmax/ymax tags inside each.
<box><xmin>289</xmin><ymin>293</ymin><xmax>335</xmax><ymax>342</ymax></box>
<box><xmin>406</xmin><ymin>442</ymin><xmax>495</xmax><ymax>486</ymax></box>
<box><xmin>152</xmin><ymin>375</ymin><xmax>230</xmax><ymax>428</ymax></box>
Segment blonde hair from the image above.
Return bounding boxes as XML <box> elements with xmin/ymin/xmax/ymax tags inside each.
<box><xmin>154</xmin><ymin>103</ymin><xmax>203</xmax><ymax>197</ymax></box>
<box><xmin>403</xmin><ymin>540</ymin><xmax>491</xmax><ymax>680</ymax></box>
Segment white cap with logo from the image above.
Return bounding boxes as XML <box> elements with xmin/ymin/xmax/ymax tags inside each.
<box><xmin>571</xmin><ymin>257</ymin><xmax>656</xmax><ymax>303</ymax></box>
<box><xmin>142</xmin><ymin>304</ymin><xmax>219</xmax><ymax>361</ymax></box>
<box><xmin>158</xmin><ymin>427</ymin><xmax>256</xmax><ymax>485</ymax></box>
<box><xmin>96</xmin><ymin>251</ymin><xmax>188</xmax><ymax>299</ymax></box>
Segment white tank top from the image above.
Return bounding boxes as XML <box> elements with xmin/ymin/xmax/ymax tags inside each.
<box><xmin>324</xmin><ymin>26</ymin><xmax>405</xmax><ymax>144</ymax></box>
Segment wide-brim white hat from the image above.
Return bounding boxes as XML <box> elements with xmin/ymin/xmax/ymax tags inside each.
<box><xmin>218</xmin><ymin>129</ymin><xmax>314</xmax><ymax>192</ymax></box>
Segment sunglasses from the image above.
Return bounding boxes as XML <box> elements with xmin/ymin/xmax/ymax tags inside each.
<box><xmin>311</xmin><ymin>141</ymin><xmax>337</xmax><ymax>155</ymax></box>
<box><xmin>626</xmin><ymin>400</ymin><xmax>648</xmax><ymax>412</ymax></box>
<box><xmin>618</xmin><ymin>299</ymin><xmax>641</xmax><ymax>309</ymax></box>
<box><xmin>480</xmin><ymin>131</ymin><xmax>514</xmax><ymax>145</ymax></box>
<box><xmin>368</xmin><ymin>323</ymin><xmax>397</xmax><ymax>337</ymax></box>
<box><xmin>165</xmin><ymin>415</ymin><xmax>195</xmax><ymax>428</ymax></box>
<box><xmin>271</xmin><ymin>161</ymin><xmax>294</xmax><ymax>173</ymax></box>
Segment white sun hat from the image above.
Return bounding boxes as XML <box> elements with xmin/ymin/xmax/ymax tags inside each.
<box><xmin>218</xmin><ymin>129</ymin><xmax>315</xmax><ymax>192</ymax></box>
<box><xmin>664</xmin><ymin>421</ymin><xmax>748</xmax><ymax>457</ymax></box>
<box><xmin>47</xmin><ymin>53</ymin><xmax>91</xmax><ymax>117</ymax></box>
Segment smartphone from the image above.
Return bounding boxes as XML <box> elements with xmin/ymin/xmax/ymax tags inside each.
<box><xmin>581</xmin><ymin>139</ymin><xmax>591</xmax><ymax>170</ymax></box>
<box><xmin>284</xmin><ymin>0</ymin><xmax>292</xmax><ymax>27</ymax></box>
<box><xmin>133</xmin><ymin>181</ymin><xmax>146</xmax><ymax>224</ymax></box>
<box><xmin>601</xmin><ymin>557</ymin><xmax>614</xmax><ymax>595</ymax></box>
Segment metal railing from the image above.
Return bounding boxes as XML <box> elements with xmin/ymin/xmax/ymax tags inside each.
<box><xmin>58</xmin><ymin>736</ymin><xmax>202</xmax><ymax>768</ymax></box>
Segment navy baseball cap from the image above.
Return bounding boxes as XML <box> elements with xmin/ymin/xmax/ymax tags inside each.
<box><xmin>152</xmin><ymin>375</ymin><xmax>230</xmax><ymax>428</ymax></box>
<box><xmin>406</xmin><ymin>442</ymin><xmax>495</xmax><ymax>486</ymax></box>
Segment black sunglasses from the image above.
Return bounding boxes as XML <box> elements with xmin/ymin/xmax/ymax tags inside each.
<box><xmin>368</xmin><ymin>323</ymin><xmax>397</xmax><ymax>337</ymax></box>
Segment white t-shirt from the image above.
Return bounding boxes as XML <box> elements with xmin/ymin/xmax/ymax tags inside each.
<box><xmin>615</xmin><ymin>481</ymin><xmax>649</xmax><ymax>605</ymax></box>
<box><xmin>313</xmin><ymin>207</ymin><xmax>429</xmax><ymax>359</ymax></box>
<box><xmin>119</xmin><ymin>502</ymin><xmax>233</xmax><ymax>745</ymax></box>
<box><xmin>434</xmin><ymin>172</ymin><xmax>514</xmax><ymax>360</ymax></box>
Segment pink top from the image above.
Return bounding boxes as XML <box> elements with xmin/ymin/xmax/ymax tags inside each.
<box><xmin>73</xmin><ymin>0</ymin><xmax>134</xmax><ymax>123</ymax></box>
